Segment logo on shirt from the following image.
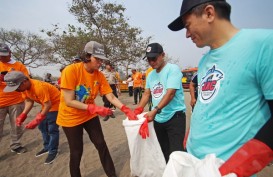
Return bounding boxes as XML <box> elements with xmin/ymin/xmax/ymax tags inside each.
<box><xmin>200</xmin><ymin>65</ymin><xmax>224</xmax><ymax>103</ymax></box>
<box><xmin>94</xmin><ymin>80</ymin><xmax>99</xmax><ymax>86</ymax></box>
<box><xmin>152</xmin><ymin>82</ymin><xmax>164</xmax><ymax>99</ymax></box>
<box><xmin>75</xmin><ymin>85</ymin><xmax>90</xmax><ymax>103</ymax></box>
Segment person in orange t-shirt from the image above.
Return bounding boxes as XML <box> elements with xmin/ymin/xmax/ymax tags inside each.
<box><xmin>57</xmin><ymin>41</ymin><xmax>137</xmax><ymax>177</ymax></box>
<box><xmin>131</xmin><ymin>68</ymin><xmax>143</xmax><ymax>105</ymax></box>
<box><xmin>0</xmin><ymin>43</ymin><xmax>29</xmax><ymax>154</ymax></box>
<box><xmin>3</xmin><ymin>71</ymin><xmax>60</xmax><ymax>165</ymax></box>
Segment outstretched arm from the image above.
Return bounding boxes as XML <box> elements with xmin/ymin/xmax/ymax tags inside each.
<box><xmin>137</xmin><ymin>88</ymin><xmax>151</xmax><ymax>109</ymax></box>
<box><xmin>63</xmin><ymin>89</ymin><xmax>112</xmax><ymax>117</ymax></box>
<box><xmin>145</xmin><ymin>89</ymin><xmax>176</xmax><ymax>122</ymax></box>
<box><xmin>105</xmin><ymin>93</ymin><xmax>138</xmax><ymax>120</ymax></box>
<box><xmin>16</xmin><ymin>98</ymin><xmax>34</xmax><ymax>126</ymax></box>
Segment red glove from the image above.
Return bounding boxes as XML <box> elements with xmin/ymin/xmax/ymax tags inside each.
<box><xmin>25</xmin><ymin>113</ymin><xmax>46</xmax><ymax>129</ymax></box>
<box><xmin>87</xmin><ymin>104</ymin><xmax>112</xmax><ymax>117</ymax></box>
<box><xmin>139</xmin><ymin>115</ymin><xmax>149</xmax><ymax>139</ymax></box>
<box><xmin>16</xmin><ymin>113</ymin><xmax>27</xmax><ymax>126</ymax></box>
<box><xmin>121</xmin><ymin>105</ymin><xmax>138</xmax><ymax>120</ymax></box>
<box><xmin>219</xmin><ymin>139</ymin><xmax>273</xmax><ymax>177</ymax></box>
<box><xmin>134</xmin><ymin>107</ymin><xmax>144</xmax><ymax>115</ymax></box>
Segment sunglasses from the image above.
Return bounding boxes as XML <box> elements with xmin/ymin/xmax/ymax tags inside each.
<box><xmin>84</xmin><ymin>59</ymin><xmax>91</xmax><ymax>63</ymax></box>
<box><xmin>84</xmin><ymin>57</ymin><xmax>103</xmax><ymax>63</ymax></box>
<box><xmin>147</xmin><ymin>57</ymin><xmax>158</xmax><ymax>62</ymax></box>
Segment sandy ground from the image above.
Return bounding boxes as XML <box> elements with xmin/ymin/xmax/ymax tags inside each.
<box><xmin>0</xmin><ymin>91</ymin><xmax>272</xmax><ymax>177</ymax></box>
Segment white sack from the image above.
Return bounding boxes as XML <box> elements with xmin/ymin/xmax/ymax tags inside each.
<box><xmin>162</xmin><ymin>151</ymin><xmax>237</xmax><ymax>177</ymax></box>
<box><xmin>123</xmin><ymin>113</ymin><xmax>166</xmax><ymax>177</ymax></box>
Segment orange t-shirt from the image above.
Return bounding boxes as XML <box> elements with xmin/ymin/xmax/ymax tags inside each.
<box><xmin>0</xmin><ymin>60</ymin><xmax>29</xmax><ymax>107</ymax></box>
<box><xmin>22</xmin><ymin>79</ymin><xmax>60</xmax><ymax>112</ymax></box>
<box><xmin>132</xmin><ymin>71</ymin><xmax>143</xmax><ymax>88</ymax></box>
<box><xmin>57</xmin><ymin>63</ymin><xmax>112</xmax><ymax>127</ymax></box>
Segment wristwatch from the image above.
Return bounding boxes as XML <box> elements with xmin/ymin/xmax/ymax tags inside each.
<box><xmin>154</xmin><ymin>106</ymin><xmax>161</xmax><ymax>114</ymax></box>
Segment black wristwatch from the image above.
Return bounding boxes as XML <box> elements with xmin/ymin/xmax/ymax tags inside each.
<box><xmin>154</xmin><ymin>106</ymin><xmax>161</xmax><ymax>114</ymax></box>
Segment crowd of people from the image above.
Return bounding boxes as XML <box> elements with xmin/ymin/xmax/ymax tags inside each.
<box><xmin>1</xmin><ymin>0</ymin><xmax>273</xmax><ymax>177</ymax></box>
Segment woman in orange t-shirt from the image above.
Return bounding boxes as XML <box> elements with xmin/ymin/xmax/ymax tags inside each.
<box><xmin>57</xmin><ymin>41</ymin><xmax>137</xmax><ymax>177</ymax></box>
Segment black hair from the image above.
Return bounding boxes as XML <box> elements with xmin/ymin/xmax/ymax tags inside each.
<box><xmin>189</xmin><ymin>1</ymin><xmax>231</xmax><ymax>21</ymax></box>
<box><xmin>60</xmin><ymin>66</ymin><xmax>66</xmax><ymax>72</ymax></box>
<box><xmin>78</xmin><ymin>52</ymin><xmax>92</xmax><ymax>63</ymax></box>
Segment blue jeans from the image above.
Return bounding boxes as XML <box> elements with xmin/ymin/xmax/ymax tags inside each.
<box><xmin>38</xmin><ymin>111</ymin><xmax>59</xmax><ymax>154</ymax></box>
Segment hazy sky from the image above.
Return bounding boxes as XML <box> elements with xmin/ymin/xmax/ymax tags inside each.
<box><xmin>1</xmin><ymin>0</ymin><xmax>273</xmax><ymax>77</ymax></box>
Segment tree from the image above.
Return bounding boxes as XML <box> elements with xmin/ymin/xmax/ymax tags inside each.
<box><xmin>42</xmin><ymin>24</ymin><xmax>96</xmax><ymax>64</ymax></box>
<box><xmin>0</xmin><ymin>28</ymin><xmax>54</xmax><ymax>68</ymax></box>
<box><xmin>164</xmin><ymin>54</ymin><xmax>180</xmax><ymax>65</ymax></box>
<box><xmin>39</xmin><ymin>0</ymin><xmax>152</xmax><ymax>75</ymax></box>
<box><xmin>43</xmin><ymin>0</ymin><xmax>150</xmax><ymax>74</ymax></box>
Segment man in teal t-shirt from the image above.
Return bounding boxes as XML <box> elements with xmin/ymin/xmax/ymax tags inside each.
<box><xmin>168</xmin><ymin>0</ymin><xmax>273</xmax><ymax>177</ymax></box>
<box><xmin>134</xmin><ymin>42</ymin><xmax>187</xmax><ymax>163</ymax></box>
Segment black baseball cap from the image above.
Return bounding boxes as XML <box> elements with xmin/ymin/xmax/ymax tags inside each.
<box><xmin>143</xmin><ymin>43</ymin><xmax>163</xmax><ymax>60</ymax></box>
<box><xmin>168</xmin><ymin>0</ymin><xmax>225</xmax><ymax>31</ymax></box>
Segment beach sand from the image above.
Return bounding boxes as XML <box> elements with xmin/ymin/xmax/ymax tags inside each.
<box><xmin>0</xmin><ymin>92</ymin><xmax>272</xmax><ymax>177</ymax></box>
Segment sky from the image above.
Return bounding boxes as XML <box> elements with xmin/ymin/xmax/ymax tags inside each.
<box><xmin>1</xmin><ymin>0</ymin><xmax>273</xmax><ymax>77</ymax></box>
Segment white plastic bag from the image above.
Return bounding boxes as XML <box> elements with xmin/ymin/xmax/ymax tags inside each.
<box><xmin>162</xmin><ymin>151</ymin><xmax>237</xmax><ymax>177</ymax></box>
<box><xmin>123</xmin><ymin>113</ymin><xmax>166</xmax><ymax>177</ymax></box>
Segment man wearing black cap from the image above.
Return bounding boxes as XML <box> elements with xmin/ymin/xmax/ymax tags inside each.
<box><xmin>168</xmin><ymin>0</ymin><xmax>273</xmax><ymax>176</ymax></box>
<box><xmin>134</xmin><ymin>43</ymin><xmax>187</xmax><ymax>163</ymax></box>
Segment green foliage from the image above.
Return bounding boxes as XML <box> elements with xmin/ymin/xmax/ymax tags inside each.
<box><xmin>43</xmin><ymin>0</ymin><xmax>151</xmax><ymax>73</ymax></box>
<box><xmin>1</xmin><ymin>0</ymin><xmax>152</xmax><ymax>74</ymax></box>
<box><xmin>0</xmin><ymin>28</ymin><xmax>54</xmax><ymax>68</ymax></box>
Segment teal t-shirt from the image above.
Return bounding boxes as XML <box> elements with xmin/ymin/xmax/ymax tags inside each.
<box><xmin>187</xmin><ymin>29</ymin><xmax>273</xmax><ymax>165</ymax></box>
<box><xmin>146</xmin><ymin>63</ymin><xmax>186</xmax><ymax>123</ymax></box>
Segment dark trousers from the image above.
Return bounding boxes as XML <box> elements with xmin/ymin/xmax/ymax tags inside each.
<box><xmin>38</xmin><ymin>111</ymin><xmax>59</xmax><ymax>154</ymax></box>
<box><xmin>103</xmin><ymin>84</ymin><xmax>118</xmax><ymax>109</ymax></box>
<box><xmin>148</xmin><ymin>95</ymin><xmax>153</xmax><ymax>111</ymax></box>
<box><xmin>128</xmin><ymin>86</ymin><xmax>133</xmax><ymax>97</ymax></box>
<box><xmin>62</xmin><ymin>117</ymin><xmax>116</xmax><ymax>177</ymax></box>
<box><xmin>133</xmin><ymin>87</ymin><xmax>142</xmax><ymax>104</ymax></box>
<box><xmin>154</xmin><ymin>111</ymin><xmax>186</xmax><ymax>163</ymax></box>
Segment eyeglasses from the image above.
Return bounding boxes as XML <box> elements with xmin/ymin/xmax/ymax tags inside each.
<box><xmin>147</xmin><ymin>53</ymin><xmax>162</xmax><ymax>62</ymax></box>
<box><xmin>147</xmin><ymin>57</ymin><xmax>158</xmax><ymax>62</ymax></box>
<box><xmin>83</xmin><ymin>56</ymin><xmax>103</xmax><ymax>63</ymax></box>
<box><xmin>84</xmin><ymin>59</ymin><xmax>91</xmax><ymax>63</ymax></box>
